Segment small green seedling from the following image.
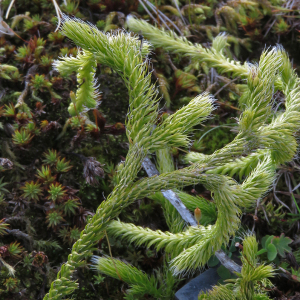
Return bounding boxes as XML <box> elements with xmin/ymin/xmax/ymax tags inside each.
<box><xmin>257</xmin><ymin>234</ymin><xmax>292</xmax><ymax>261</ymax></box>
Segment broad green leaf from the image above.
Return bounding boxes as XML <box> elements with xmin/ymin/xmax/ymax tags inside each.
<box><xmin>256</xmin><ymin>249</ymin><xmax>267</xmax><ymax>256</ymax></box>
<box><xmin>272</xmin><ymin>234</ymin><xmax>293</xmax><ymax>257</ymax></box>
<box><xmin>217</xmin><ymin>265</ymin><xmax>232</xmax><ymax>280</ymax></box>
<box><xmin>267</xmin><ymin>243</ymin><xmax>277</xmax><ymax>261</ymax></box>
<box><xmin>208</xmin><ymin>255</ymin><xmax>219</xmax><ymax>267</ymax></box>
<box><xmin>261</xmin><ymin>235</ymin><xmax>270</xmax><ymax>248</ymax></box>
<box><xmin>264</xmin><ymin>235</ymin><xmax>273</xmax><ymax>249</ymax></box>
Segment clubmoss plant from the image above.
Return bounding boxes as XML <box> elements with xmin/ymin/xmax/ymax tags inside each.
<box><xmin>198</xmin><ymin>235</ymin><xmax>275</xmax><ymax>300</ymax></box>
<box><xmin>44</xmin><ymin>15</ymin><xmax>300</xmax><ymax>299</ymax></box>
<box><xmin>53</xmin><ymin>49</ymin><xmax>100</xmax><ymax>116</ymax></box>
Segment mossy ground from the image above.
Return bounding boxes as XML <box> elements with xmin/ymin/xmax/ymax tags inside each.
<box><xmin>1</xmin><ymin>0</ymin><xmax>300</xmax><ymax>299</ymax></box>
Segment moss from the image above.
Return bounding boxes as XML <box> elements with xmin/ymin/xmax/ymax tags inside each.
<box><xmin>1</xmin><ymin>1</ymin><xmax>300</xmax><ymax>299</ymax></box>
<box><xmin>97</xmin><ymin>72</ymin><xmax>129</xmax><ymax>124</ymax></box>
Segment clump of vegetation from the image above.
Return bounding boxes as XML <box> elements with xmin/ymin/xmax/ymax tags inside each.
<box><xmin>199</xmin><ymin>235</ymin><xmax>275</xmax><ymax>300</ymax></box>
<box><xmin>1</xmin><ymin>0</ymin><xmax>300</xmax><ymax>299</ymax></box>
<box><xmin>39</xmin><ymin>14</ymin><xmax>300</xmax><ymax>300</ymax></box>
